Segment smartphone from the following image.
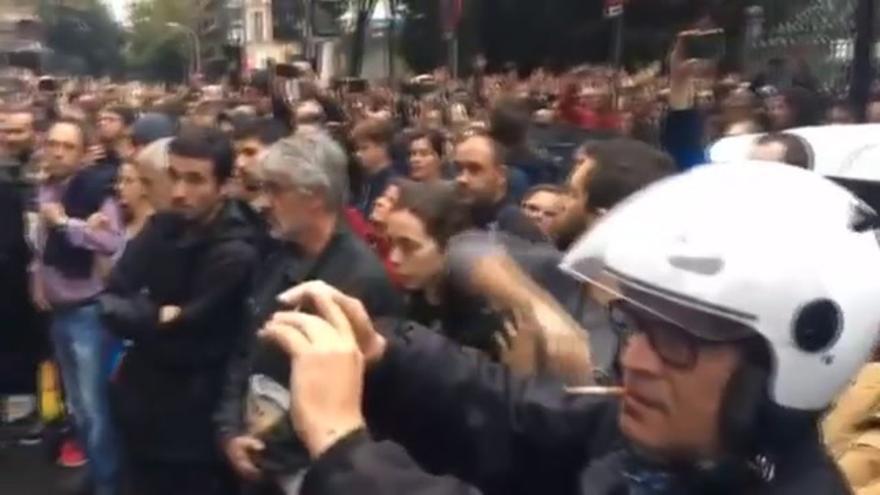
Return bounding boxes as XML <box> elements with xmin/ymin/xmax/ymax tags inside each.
<box><xmin>38</xmin><ymin>77</ymin><xmax>58</xmax><ymax>93</ymax></box>
<box><xmin>682</xmin><ymin>29</ymin><xmax>726</xmax><ymax>61</ymax></box>
<box><xmin>275</xmin><ymin>63</ymin><xmax>301</xmax><ymax>79</ymax></box>
<box><xmin>245</xmin><ymin>374</ymin><xmax>291</xmax><ymax>439</ymax></box>
<box><xmin>340</xmin><ymin>77</ymin><xmax>368</xmax><ymax>93</ymax></box>
<box><xmin>402</xmin><ymin>81</ymin><xmax>436</xmax><ymax>97</ymax></box>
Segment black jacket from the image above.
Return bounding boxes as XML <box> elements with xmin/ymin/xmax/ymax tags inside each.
<box><xmin>214</xmin><ymin>223</ymin><xmax>402</xmax><ymax>475</ymax></box>
<box><xmin>99</xmin><ymin>201</ymin><xmax>260</xmax><ymax>462</ymax></box>
<box><xmin>470</xmin><ymin>198</ymin><xmax>547</xmax><ymax>244</ymax></box>
<box><xmin>0</xmin><ymin>168</ymin><xmax>30</xmax><ymax>318</ymax></box>
<box><xmin>299</xmin><ymin>323</ymin><xmax>850</xmax><ymax>495</ymax></box>
<box><xmin>0</xmin><ymin>168</ymin><xmax>38</xmax><ymax>394</ymax></box>
<box><xmin>355</xmin><ymin>166</ymin><xmax>397</xmax><ymax>217</ymax></box>
<box><xmin>405</xmin><ymin>281</ymin><xmax>507</xmax><ymax>360</ymax></box>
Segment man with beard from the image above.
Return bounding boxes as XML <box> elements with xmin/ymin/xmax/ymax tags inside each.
<box><xmin>453</xmin><ymin>133</ymin><xmax>545</xmax><ymax>243</ymax></box>
<box><xmin>98</xmin><ymin>126</ymin><xmax>259</xmax><ymax>495</ymax></box>
<box><xmin>228</xmin><ymin>117</ymin><xmax>286</xmax><ymax>218</ymax></box>
<box><xmin>447</xmin><ymin>138</ymin><xmax>677</xmax><ymax>379</ymax></box>
<box><xmin>93</xmin><ymin>105</ymin><xmax>136</xmax><ymax>177</ymax></box>
<box><xmin>0</xmin><ymin>108</ymin><xmax>38</xmax><ymax>182</ymax></box>
<box><xmin>552</xmin><ymin>139</ymin><xmax>677</xmax><ymax>251</ymax></box>
<box><xmin>216</xmin><ymin>132</ymin><xmax>400</xmax><ymax>495</ymax></box>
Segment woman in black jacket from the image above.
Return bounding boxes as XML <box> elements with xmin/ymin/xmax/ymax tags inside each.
<box><xmin>382</xmin><ymin>180</ymin><xmax>510</xmax><ymax>358</ymax></box>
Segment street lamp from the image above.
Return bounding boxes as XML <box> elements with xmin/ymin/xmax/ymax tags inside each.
<box><xmin>166</xmin><ymin>22</ymin><xmax>202</xmax><ymax>76</ymax></box>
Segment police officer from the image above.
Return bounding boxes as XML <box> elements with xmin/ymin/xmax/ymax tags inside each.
<box><xmin>825</xmin><ymin>362</ymin><xmax>880</xmax><ymax>494</ymax></box>
<box><xmin>261</xmin><ymin>162</ymin><xmax>880</xmax><ymax>495</ymax></box>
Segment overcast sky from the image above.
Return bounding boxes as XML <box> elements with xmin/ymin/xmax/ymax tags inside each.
<box><xmin>102</xmin><ymin>0</ymin><xmax>128</xmax><ymax>24</ymax></box>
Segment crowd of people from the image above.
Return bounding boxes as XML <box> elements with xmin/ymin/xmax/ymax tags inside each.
<box><xmin>3</xmin><ymin>31</ymin><xmax>880</xmax><ymax>495</ymax></box>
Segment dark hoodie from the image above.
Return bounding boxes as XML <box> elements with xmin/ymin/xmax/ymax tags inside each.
<box><xmin>0</xmin><ymin>161</ymin><xmax>36</xmax><ymax>394</ymax></box>
<box><xmin>99</xmin><ymin>200</ymin><xmax>259</xmax><ymax>463</ymax></box>
<box><xmin>470</xmin><ymin>196</ymin><xmax>547</xmax><ymax>243</ymax></box>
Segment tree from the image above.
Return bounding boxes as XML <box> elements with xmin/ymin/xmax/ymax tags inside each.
<box><xmin>396</xmin><ymin>0</ymin><xmax>753</xmax><ymax>74</ymax></box>
<box><xmin>400</xmin><ymin>0</ymin><xmax>445</xmax><ymax>73</ymax></box>
<box><xmin>349</xmin><ymin>0</ymin><xmax>380</xmax><ymax>76</ymax></box>
<box><xmin>38</xmin><ymin>0</ymin><xmax>125</xmax><ymax>77</ymax></box>
<box><xmin>125</xmin><ymin>0</ymin><xmax>198</xmax><ymax>83</ymax></box>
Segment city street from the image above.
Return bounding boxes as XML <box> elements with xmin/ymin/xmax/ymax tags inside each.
<box><xmin>0</xmin><ymin>443</ymin><xmax>83</xmax><ymax>495</ymax></box>
<box><xmin>1</xmin><ymin>0</ymin><xmax>878</xmax><ymax>494</ymax></box>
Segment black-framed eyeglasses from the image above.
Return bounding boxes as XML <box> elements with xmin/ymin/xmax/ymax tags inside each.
<box><xmin>608</xmin><ymin>299</ymin><xmax>709</xmax><ymax>370</ymax></box>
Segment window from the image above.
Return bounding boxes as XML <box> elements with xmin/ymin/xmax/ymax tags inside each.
<box><xmin>252</xmin><ymin>11</ymin><xmax>265</xmax><ymax>43</ymax></box>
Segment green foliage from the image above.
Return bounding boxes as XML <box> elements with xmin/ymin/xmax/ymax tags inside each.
<box><xmin>38</xmin><ymin>0</ymin><xmax>125</xmax><ymax>77</ymax></box>
<box><xmin>125</xmin><ymin>0</ymin><xmax>198</xmax><ymax>82</ymax></box>
<box><xmin>399</xmin><ymin>0</ymin><xmax>445</xmax><ymax>73</ymax></box>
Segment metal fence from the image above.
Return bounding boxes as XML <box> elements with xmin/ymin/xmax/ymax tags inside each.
<box><xmin>750</xmin><ymin>0</ymin><xmax>858</xmax><ymax>95</ymax></box>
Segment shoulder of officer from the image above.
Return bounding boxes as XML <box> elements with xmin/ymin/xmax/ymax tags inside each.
<box><xmin>825</xmin><ymin>364</ymin><xmax>880</xmax><ymax>458</ymax></box>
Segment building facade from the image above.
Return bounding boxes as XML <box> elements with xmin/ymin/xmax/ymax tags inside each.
<box><xmin>0</xmin><ymin>0</ymin><xmax>44</xmax><ymax>71</ymax></box>
<box><xmin>196</xmin><ymin>0</ymin><xmax>232</xmax><ymax>79</ymax></box>
<box><xmin>242</xmin><ymin>0</ymin><xmax>302</xmax><ymax>71</ymax></box>
<box><xmin>234</xmin><ymin>0</ymin><xmax>400</xmax><ymax>80</ymax></box>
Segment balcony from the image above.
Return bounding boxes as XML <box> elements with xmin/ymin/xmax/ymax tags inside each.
<box><xmin>200</xmin><ymin>20</ymin><xmax>222</xmax><ymax>34</ymax></box>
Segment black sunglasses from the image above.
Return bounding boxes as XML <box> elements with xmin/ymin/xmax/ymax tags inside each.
<box><xmin>607</xmin><ymin>299</ymin><xmax>713</xmax><ymax>370</ymax></box>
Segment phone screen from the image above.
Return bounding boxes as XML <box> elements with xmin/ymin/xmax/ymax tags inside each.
<box><xmin>275</xmin><ymin>64</ymin><xmax>300</xmax><ymax>79</ymax></box>
<box><xmin>683</xmin><ymin>30</ymin><xmax>725</xmax><ymax>60</ymax></box>
<box><xmin>38</xmin><ymin>79</ymin><xmax>58</xmax><ymax>92</ymax></box>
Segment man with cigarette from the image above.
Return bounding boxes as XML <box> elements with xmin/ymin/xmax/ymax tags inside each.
<box><xmin>260</xmin><ymin>163</ymin><xmax>879</xmax><ymax>495</ymax></box>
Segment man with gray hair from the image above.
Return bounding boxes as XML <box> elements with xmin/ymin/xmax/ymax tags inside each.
<box><xmin>216</xmin><ymin>132</ymin><xmax>401</xmax><ymax>495</ymax></box>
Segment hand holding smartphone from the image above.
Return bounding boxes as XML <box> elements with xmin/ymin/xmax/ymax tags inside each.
<box><xmin>680</xmin><ymin>29</ymin><xmax>726</xmax><ymax>61</ymax></box>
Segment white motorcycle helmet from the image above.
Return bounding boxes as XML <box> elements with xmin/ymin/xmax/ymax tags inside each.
<box><xmin>560</xmin><ymin>161</ymin><xmax>880</xmax><ymax>412</ymax></box>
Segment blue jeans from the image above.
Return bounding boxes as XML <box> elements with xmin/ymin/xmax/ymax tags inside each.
<box><xmin>50</xmin><ymin>302</ymin><xmax>121</xmax><ymax>495</ymax></box>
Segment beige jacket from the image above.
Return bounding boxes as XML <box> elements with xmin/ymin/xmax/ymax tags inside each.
<box><xmin>824</xmin><ymin>363</ymin><xmax>880</xmax><ymax>495</ymax></box>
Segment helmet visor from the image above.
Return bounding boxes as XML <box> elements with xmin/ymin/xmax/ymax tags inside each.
<box><xmin>561</xmin><ymin>263</ymin><xmax>757</xmax><ymax>344</ymax></box>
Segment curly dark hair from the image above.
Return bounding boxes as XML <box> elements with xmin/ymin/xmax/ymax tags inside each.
<box><xmin>394</xmin><ymin>180</ymin><xmax>472</xmax><ymax>248</ymax></box>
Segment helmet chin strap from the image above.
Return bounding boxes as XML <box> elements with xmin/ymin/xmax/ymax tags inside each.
<box><xmin>719</xmin><ymin>343</ymin><xmax>822</xmax><ymax>482</ymax></box>
<box><xmin>616</xmin><ymin>338</ymin><xmax>821</xmax><ymax>488</ymax></box>
<box><xmin>719</xmin><ymin>358</ymin><xmax>769</xmax><ymax>458</ymax></box>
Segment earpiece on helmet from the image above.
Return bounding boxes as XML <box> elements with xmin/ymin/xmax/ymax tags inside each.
<box><xmin>792</xmin><ymin>300</ymin><xmax>842</xmax><ymax>354</ymax></box>
<box><xmin>720</xmin><ymin>353</ymin><xmax>769</xmax><ymax>456</ymax></box>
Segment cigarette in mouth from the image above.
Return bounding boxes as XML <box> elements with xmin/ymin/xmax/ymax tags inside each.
<box><xmin>564</xmin><ymin>386</ymin><xmax>625</xmax><ymax>396</ymax></box>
